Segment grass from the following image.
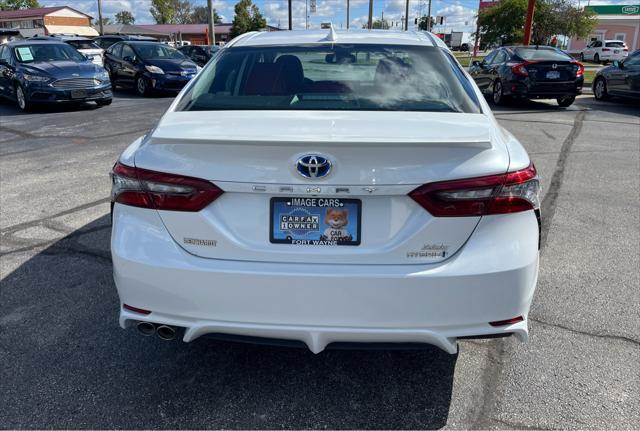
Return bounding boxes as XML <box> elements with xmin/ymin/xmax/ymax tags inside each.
<box><xmin>583</xmin><ymin>69</ymin><xmax>596</xmax><ymax>86</ymax></box>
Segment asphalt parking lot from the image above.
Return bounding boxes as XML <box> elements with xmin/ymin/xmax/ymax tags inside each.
<box><xmin>1</xmin><ymin>91</ymin><xmax>638</xmax><ymax>429</ymax></box>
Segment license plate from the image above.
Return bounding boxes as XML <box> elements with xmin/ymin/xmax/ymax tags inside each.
<box><xmin>614</xmin><ymin>50</ymin><xmax>620</xmax><ymax>54</ymax></box>
<box><xmin>270</xmin><ymin>197</ymin><xmax>361</xmax><ymax>246</ymax></box>
<box><xmin>546</xmin><ymin>71</ymin><xmax>561</xmax><ymax>79</ymax></box>
<box><xmin>70</xmin><ymin>89</ymin><xmax>88</xmax><ymax>99</ymax></box>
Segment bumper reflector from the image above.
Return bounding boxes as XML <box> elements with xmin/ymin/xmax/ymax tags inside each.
<box><xmin>489</xmin><ymin>316</ymin><xmax>524</xmax><ymax>327</ymax></box>
<box><xmin>123</xmin><ymin>304</ymin><xmax>152</xmax><ymax>315</ymax></box>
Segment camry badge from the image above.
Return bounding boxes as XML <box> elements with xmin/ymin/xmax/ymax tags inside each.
<box><xmin>296</xmin><ymin>155</ymin><xmax>332</xmax><ymax>179</ymax></box>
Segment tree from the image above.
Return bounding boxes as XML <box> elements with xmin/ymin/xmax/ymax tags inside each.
<box><xmin>190</xmin><ymin>5</ymin><xmax>222</xmax><ymax>24</ymax></box>
<box><xmin>98</xmin><ymin>17</ymin><xmax>113</xmax><ymax>26</ymax></box>
<box><xmin>478</xmin><ymin>0</ymin><xmax>597</xmax><ymax>47</ymax></box>
<box><xmin>150</xmin><ymin>0</ymin><xmax>176</xmax><ymax>24</ymax></box>
<box><xmin>0</xmin><ymin>0</ymin><xmax>41</xmax><ymax>10</ymax></box>
<box><xmin>173</xmin><ymin>0</ymin><xmax>193</xmax><ymax>24</ymax></box>
<box><xmin>417</xmin><ymin>15</ymin><xmax>435</xmax><ymax>31</ymax></box>
<box><xmin>115</xmin><ymin>10</ymin><xmax>135</xmax><ymax>25</ymax></box>
<box><xmin>362</xmin><ymin>19</ymin><xmax>390</xmax><ymax>29</ymax></box>
<box><xmin>229</xmin><ymin>0</ymin><xmax>266</xmax><ymax>39</ymax></box>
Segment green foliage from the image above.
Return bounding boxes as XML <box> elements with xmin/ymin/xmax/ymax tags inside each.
<box><xmin>114</xmin><ymin>10</ymin><xmax>135</xmax><ymax>25</ymax></box>
<box><xmin>150</xmin><ymin>0</ymin><xmax>176</xmax><ymax>24</ymax></box>
<box><xmin>229</xmin><ymin>0</ymin><xmax>266</xmax><ymax>39</ymax></box>
<box><xmin>99</xmin><ymin>17</ymin><xmax>113</xmax><ymax>26</ymax></box>
<box><xmin>417</xmin><ymin>15</ymin><xmax>435</xmax><ymax>31</ymax></box>
<box><xmin>0</xmin><ymin>0</ymin><xmax>41</xmax><ymax>11</ymax></box>
<box><xmin>478</xmin><ymin>0</ymin><xmax>598</xmax><ymax>46</ymax></box>
<box><xmin>190</xmin><ymin>6</ymin><xmax>222</xmax><ymax>24</ymax></box>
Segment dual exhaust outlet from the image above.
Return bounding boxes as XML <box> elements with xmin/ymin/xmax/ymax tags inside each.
<box><xmin>136</xmin><ymin>321</ymin><xmax>177</xmax><ymax>340</ymax></box>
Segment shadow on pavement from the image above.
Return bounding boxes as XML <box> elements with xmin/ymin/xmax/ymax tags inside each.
<box><xmin>0</xmin><ymin>215</ymin><xmax>457</xmax><ymax>429</ymax></box>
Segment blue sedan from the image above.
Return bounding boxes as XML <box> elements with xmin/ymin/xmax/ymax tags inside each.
<box><xmin>0</xmin><ymin>40</ymin><xmax>112</xmax><ymax>111</ymax></box>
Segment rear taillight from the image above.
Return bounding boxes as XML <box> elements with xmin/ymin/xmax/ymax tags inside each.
<box><xmin>510</xmin><ymin>61</ymin><xmax>534</xmax><ymax>76</ymax></box>
<box><xmin>409</xmin><ymin>164</ymin><xmax>540</xmax><ymax>217</ymax></box>
<box><xmin>602</xmin><ymin>48</ymin><xmax>610</xmax><ymax>52</ymax></box>
<box><xmin>111</xmin><ymin>162</ymin><xmax>223</xmax><ymax>211</ymax></box>
<box><xmin>572</xmin><ymin>61</ymin><xmax>584</xmax><ymax>77</ymax></box>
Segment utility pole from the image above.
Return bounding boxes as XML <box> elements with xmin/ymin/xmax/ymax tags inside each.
<box><xmin>97</xmin><ymin>0</ymin><xmax>104</xmax><ymax>35</ymax></box>
<box><xmin>523</xmin><ymin>0</ymin><xmax>535</xmax><ymax>45</ymax></box>
<box><xmin>426</xmin><ymin>0</ymin><xmax>432</xmax><ymax>31</ymax></box>
<box><xmin>368</xmin><ymin>0</ymin><xmax>373</xmax><ymax>29</ymax></box>
<box><xmin>404</xmin><ymin>0</ymin><xmax>409</xmax><ymax>30</ymax></box>
<box><xmin>207</xmin><ymin>0</ymin><xmax>215</xmax><ymax>45</ymax></box>
<box><xmin>288</xmin><ymin>0</ymin><xmax>293</xmax><ymax>30</ymax></box>
<box><xmin>346</xmin><ymin>0</ymin><xmax>350</xmax><ymax>29</ymax></box>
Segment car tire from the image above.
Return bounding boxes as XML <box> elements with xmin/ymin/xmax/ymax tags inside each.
<box><xmin>594</xmin><ymin>53</ymin><xmax>600</xmax><ymax>64</ymax></box>
<box><xmin>492</xmin><ymin>80</ymin><xmax>507</xmax><ymax>105</ymax></box>
<box><xmin>96</xmin><ymin>98</ymin><xmax>112</xmax><ymax>107</ymax></box>
<box><xmin>15</xmin><ymin>84</ymin><xmax>32</xmax><ymax>112</ymax></box>
<box><xmin>593</xmin><ymin>77</ymin><xmax>609</xmax><ymax>100</ymax></box>
<box><xmin>136</xmin><ymin>75</ymin><xmax>150</xmax><ymax>96</ymax></box>
<box><xmin>557</xmin><ymin>96</ymin><xmax>575</xmax><ymax>107</ymax></box>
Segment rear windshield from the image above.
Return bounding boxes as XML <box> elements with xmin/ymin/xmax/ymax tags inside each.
<box><xmin>66</xmin><ymin>40</ymin><xmax>101</xmax><ymax>50</ymax></box>
<box><xmin>14</xmin><ymin>43</ymin><xmax>86</xmax><ymax>63</ymax></box>
<box><xmin>605</xmin><ymin>41</ymin><xmax>626</xmax><ymax>48</ymax></box>
<box><xmin>176</xmin><ymin>44</ymin><xmax>481</xmax><ymax>113</ymax></box>
<box><xmin>514</xmin><ymin>47</ymin><xmax>572</xmax><ymax>61</ymax></box>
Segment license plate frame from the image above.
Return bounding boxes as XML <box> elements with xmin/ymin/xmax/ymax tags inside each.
<box><xmin>70</xmin><ymin>89</ymin><xmax>88</xmax><ymax>99</ymax></box>
<box><xmin>270</xmin><ymin>197</ymin><xmax>362</xmax><ymax>246</ymax></box>
<box><xmin>546</xmin><ymin>70</ymin><xmax>561</xmax><ymax>79</ymax></box>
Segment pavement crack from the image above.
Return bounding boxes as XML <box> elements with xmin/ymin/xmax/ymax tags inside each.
<box><xmin>530</xmin><ymin>318</ymin><xmax>640</xmax><ymax>346</ymax></box>
<box><xmin>0</xmin><ymin>225</ymin><xmax>110</xmax><ymax>258</ymax></box>
<box><xmin>0</xmin><ymin>198</ymin><xmax>110</xmax><ymax>235</ymax></box>
<box><xmin>0</xmin><ymin>125</ymin><xmax>37</xmax><ymax>140</ymax></box>
<box><xmin>470</xmin><ymin>338</ymin><xmax>507</xmax><ymax>429</ymax></box>
<box><xmin>539</xmin><ymin>110</ymin><xmax>586</xmax><ymax>249</ymax></box>
<box><xmin>492</xmin><ymin>417</ymin><xmax>556</xmax><ymax>430</ymax></box>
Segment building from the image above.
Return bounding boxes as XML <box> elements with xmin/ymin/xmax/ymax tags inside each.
<box><xmin>0</xmin><ymin>6</ymin><xmax>98</xmax><ymax>38</ymax></box>
<box><xmin>136</xmin><ymin>24</ymin><xmax>281</xmax><ymax>46</ymax></box>
<box><xmin>568</xmin><ymin>4</ymin><xmax>640</xmax><ymax>52</ymax></box>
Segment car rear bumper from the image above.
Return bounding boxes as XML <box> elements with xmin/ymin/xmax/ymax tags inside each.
<box><xmin>112</xmin><ymin>205</ymin><xmax>540</xmax><ymax>354</ymax></box>
<box><xmin>147</xmin><ymin>72</ymin><xmax>195</xmax><ymax>91</ymax></box>
<box><xmin>506</xmin><ymin>79</ymin><xmax>583</xmax><ymax>98</ymax></box>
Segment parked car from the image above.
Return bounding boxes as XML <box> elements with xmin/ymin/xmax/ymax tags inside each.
<box><xmin>93</xmin><ymin>35</ymin><xmax>157</xmax><ymax>50</ymax></box>
<box><xmin>469</xmin><ymin>45</ymin><xmax>584</xmax><ymax>107</ymax></box>
<box><xmin>178</xmin><ymin>44</ymin><xmax>219</xmax><ymax>67</ymax></box>
<box><xmin>580</xmin><ymin>40</ymin><xmax>628</xmax><ymax>64</ymax></box>
<box><xmin>0</xmin><ymin>40</ymin><xmax>112</xmax><ymax>111</ymax></box>
<box><xmin>593</xmin><ymin>49</ymin><xmax>640</xmax><ymax>101</ymax></box>
<box><xmin>103</xmin><ymin>41</ymin><xmax>199</xmax><ymax>96</ymax></box>
<box><xmin>31</xmin><ymin>35</ymin><xmax>104</xmax><ymax>66</ymax></box>
<box><xmin>111</xmin><ymin>30</ymin><xmax>540</xmax><ymax>354</ymax></box>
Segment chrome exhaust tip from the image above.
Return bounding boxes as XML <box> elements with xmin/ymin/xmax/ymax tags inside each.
<box><xmin>137</xmin><ymin>321</ymin><xmax>156</xmax><ymax>336</ymax></box>
<box><xmin>156</xmin><ymin>325</ymin><xmax>176</xmax><ymax>341</ymax></box>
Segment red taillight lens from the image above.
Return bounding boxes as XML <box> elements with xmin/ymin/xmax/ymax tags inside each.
<box><xmin>572</xmin><ymin>61</ymin><xmax>585</xmax><ymax>77</ymax></box>
<box><xmin>111</xmin><ymin>162</ymin><xmax>223</xmax><ymax>211</ymax></box>
<box><xmin>123</xmin><ymin>304</ymin><xmax>152</xmax><ymax>315</ymax></box>
<box><xmin>602</xmin><ymin>48</ymin><xmax>610</xmax><ymax>52</ymax></box>
<box><xmin>510</xmin><ymin>61</ymin><xmax>534</xmax><ymax>76</ymax></box>
<box><xmin>409</xmin><ymin>164</ymin><xmax>539</xmax><ymax>217</ymax></box>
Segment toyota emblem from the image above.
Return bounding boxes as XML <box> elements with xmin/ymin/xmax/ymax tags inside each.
<box><xmin>296</xmin><ymin>155</ymin><xmax>332</xmax><ymax>179</ymax></box>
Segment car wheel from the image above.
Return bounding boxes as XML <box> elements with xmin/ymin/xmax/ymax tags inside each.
<box><xmin>96</xmin><ymin>98</ymin><xmax>112</xmax><ymax>107</ymax></box>
<box><xmin>136</xmin><ymin>76</ymin><xmax>150</xmax><ymax>96</ymax></box>
<box><xmin>594</xmin><ymin>53</ymin><xmax>600</xmax><ymax>64</ymax></box>
<box><xmin>593</xmin><ymin>77</ymin><xmax>609</xmax><ymax>100</ymax></box>
<box><xmin>15</xmin><ymin>85</ymin><xmax>31</xmax><ymax>112</ymax></box>
<box><xmin>557</xmin><ymin>96</ymin><xmax>575</xmax><ymax>107</ymax></box>
<box><xmin>492</xmin><ymin>80</ymin><xmax>506</xmax><ymax>105</ymax></box>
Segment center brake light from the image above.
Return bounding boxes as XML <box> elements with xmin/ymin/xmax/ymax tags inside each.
<box><xmin>409</xmin><ymin>164</ymin><xmax>539</xmax><ymax>217</ymax></box>
<box><xmin>111</xmin><ymin>162</ymin><xmax>223</xmax><ymax>211</ymax></box>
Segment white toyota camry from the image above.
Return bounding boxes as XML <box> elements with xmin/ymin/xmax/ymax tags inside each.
<box><xmin>111</xmin><ymin>29</ymin><xmax>540</xmax><ymax>354</ymax></box>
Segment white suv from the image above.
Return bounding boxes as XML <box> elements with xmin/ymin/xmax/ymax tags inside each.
<box><xmin>580</xmin><ymin>39</ymin><xmax>629</xmax><ymax>64</ymax></box>
<box><xmin>110</xmin><ymin>29</ymin><xmax>540</xmax><ymax>354</ymax></box>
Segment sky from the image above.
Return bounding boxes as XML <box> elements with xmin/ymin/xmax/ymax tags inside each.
<box><xmin>39</xmin><ymin>0</ymin><xmax>630</xmax><ymax>33</ymax></box>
